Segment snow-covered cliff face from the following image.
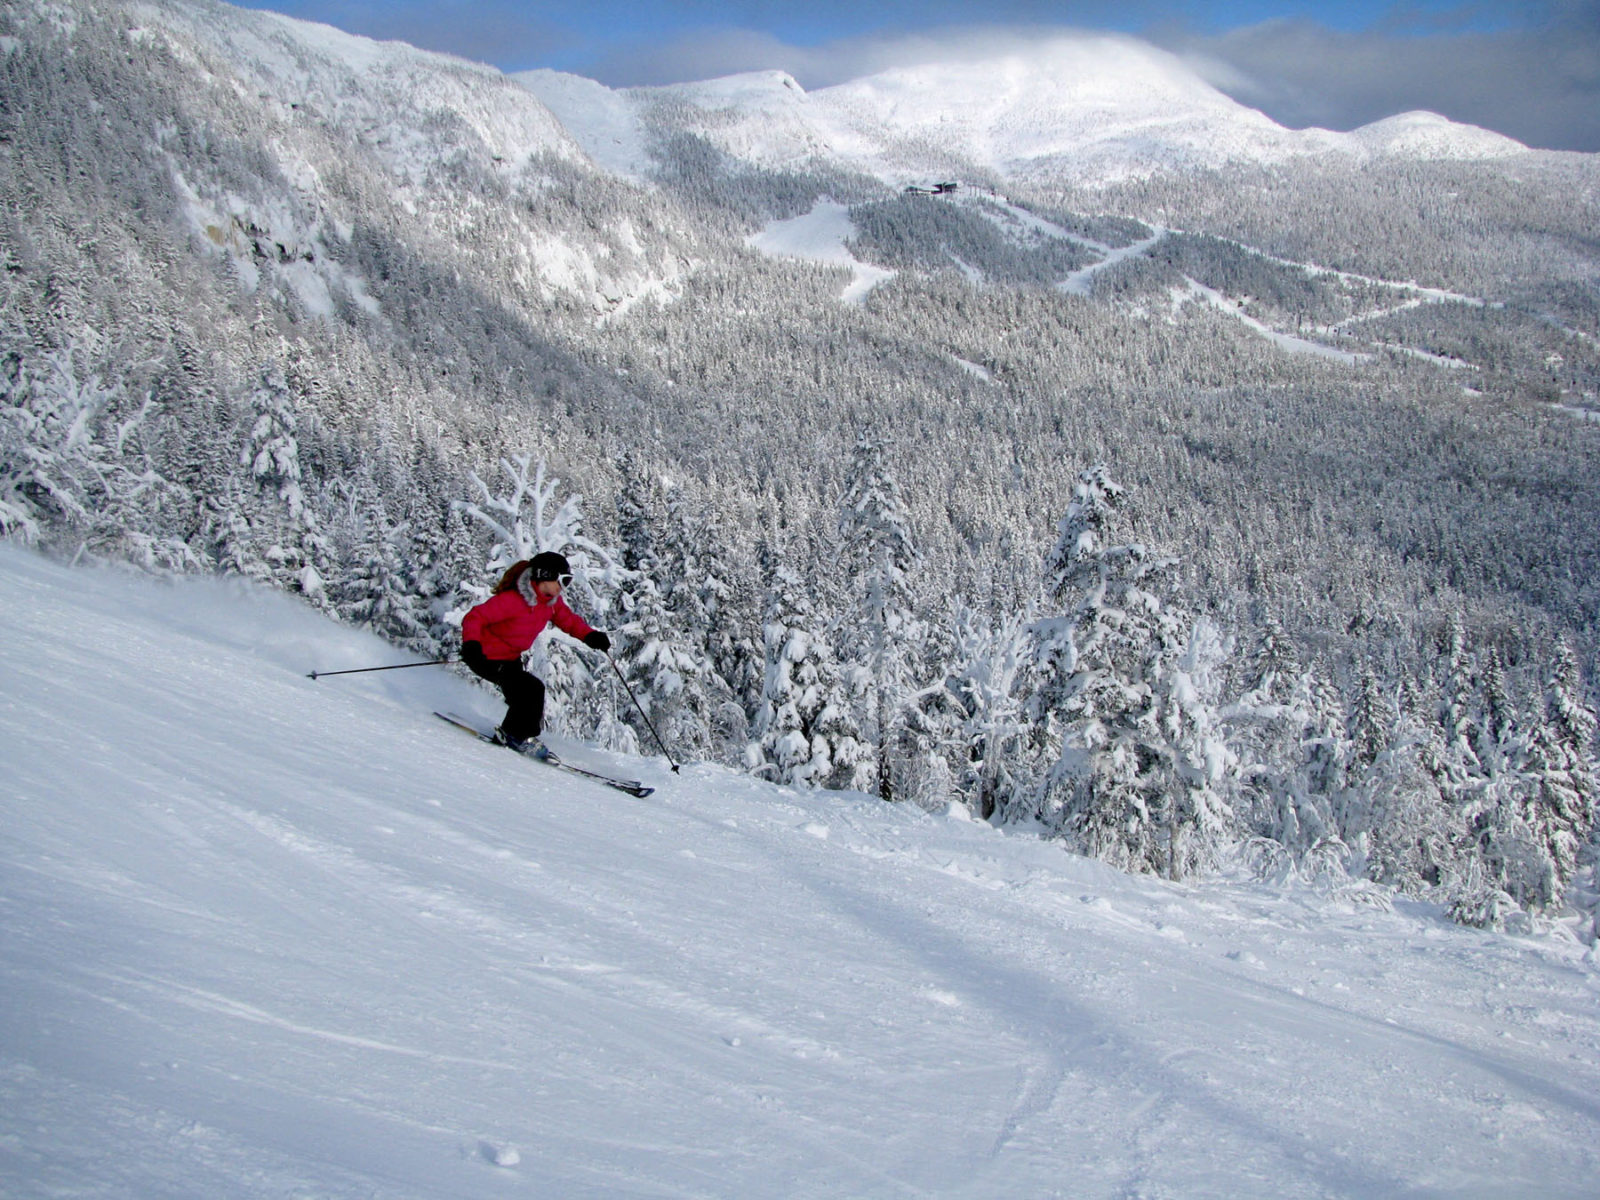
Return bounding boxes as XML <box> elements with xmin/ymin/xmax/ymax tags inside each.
<box><xmin>111</xmin><ymin>0</ymin><xmax>696</xmax><ymax>316</ymax></box>
<box><xmin>521</xmin><ymin>34</ymin><xmax>1527</xmax><ymax>190</ymax></box>
<box><xmin>135</xmin><ymin>0</ymin><xmax>586</xmax><ymax>171</ymax></box>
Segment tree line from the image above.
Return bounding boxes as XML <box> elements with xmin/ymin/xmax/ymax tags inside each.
<box><xmin>5</xmin><ymin>324</ymin><xmax>1594</xmax><ymax>937</ymax></box>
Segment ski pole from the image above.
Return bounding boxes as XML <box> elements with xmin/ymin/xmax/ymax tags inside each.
<box><xmin>307</xmin><ymin>658</ymin><xmax>453</xmax><ymax>680</ymax></box>
<box><xmin>605</xmin><ymin>654</ymin><xmax>682</xmax><ymax>774</ymax></box>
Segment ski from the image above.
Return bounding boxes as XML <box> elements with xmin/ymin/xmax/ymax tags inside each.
<box><xmin>433</xmin><ymin>711</ymin><xmax>655</xmax><ymax>797</ymax></box>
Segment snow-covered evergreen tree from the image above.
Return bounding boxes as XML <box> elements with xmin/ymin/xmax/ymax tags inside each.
<box><xmin>239</xmin><ymin>361</ymin><xmax>329</xmax><ymax>603</ymax></box>
<box><xmin>1432</xmin><ymin>614</ymin><xmax>1486</xmax><ymax>805</ymax></box>
<box><xmin>614</xmin><ymin>452</ymin><xmax>663</xmax><ymax>574</ymax></box>
<box><xmin>607</xmin><ymin>456</ymin><xmax>719</xmax><ymax>761</ymax></box>
<box><xmin>1521</xmin><ymin>644</ymin><xmax>1598</xmax><ymax>914</ymax></box>
<box><xmin>1234</xmin><ymin>624</ymin><xmax>1345</xmax><ymax>873</ymax></box>
<box><xmin>1348</xmin><ymin>668</ymin><xmax>1393</xmax><ymax>775</ymax></box>
<box><xmin>1339</xmin><ymin>666</ymin><xmax>1409</xmax><ymax>879</ymax></box>
<box><xmin>242</xmin><ymin>363</ymin><xmax>306</xmax><ymax>526</ymax></box>
<box><xmin>329</xmin><ymin>478</ymin><xmax>431</xmax><ymax>651</ymax></box>
<box><xmin>614</xmin><ymin>573</ymin><xmax>714</xmax><ymax>761</ymax></box>
<box><xmin>658</xmin><ymin>481</ymin><xmax>749</xmax><ymax>762</ymax></box>
<box><xmin>205</xmin><ymin>478</ymin><xmax>271</xmax><ymax>584</ymax></box>
<box><xmin>1149</xmin><ymin>617</ymin><xmax>1237</xmax><ymax>880</ymax></box>
<box><xmin>1029</xmin><ymin>465</ymin><xmax>1230</xmax><ymax>878</ymax></box>
<box><xmin>749</xmin><ymin>550</ymin><xmax>870</xmax><ymax>790</ymax></box>
<box><xmin>945</xmin><ymin>603</ymin><xmax>1035</xmax><ymax>821</ymax></box>
<box><xmin>836</xmin><ymin>433</ymin><xmax>921</xmax><ymax>800</ymax></box>
<box><xmin>1440</xmin><ymin>636</ymin><xmax>1566</xmax><ymax>924</ymax></box>
<box><xmin>1364</xmin><ymin>672</ymin><xmax>1454</xmax><ymax>896</ymax></box>
<box><xmin>0</xmin><ymin>337</ymin><xmax>183</xmax><ymax>561</ymax></box>
<box><xmin>1246</xmin><ymin>616</ymin><xmax>1301</xmax><ymax>704</ymax></box>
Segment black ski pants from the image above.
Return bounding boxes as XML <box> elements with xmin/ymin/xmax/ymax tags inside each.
<box><xmin>467</xmin><ymin>655</ymin><xmax>546</xmax><ymax>742</ymax></box>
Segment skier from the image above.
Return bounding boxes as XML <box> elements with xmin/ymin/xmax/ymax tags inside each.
<box><xmin>459</xmin><ymin>552</ymin><xmax>611</xmax><ymax>756</ymax></box>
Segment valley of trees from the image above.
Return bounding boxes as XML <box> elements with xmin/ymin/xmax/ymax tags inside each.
<box><xmin>3</xmin><ymin>0</ymin><xmax>1598</xmax><ymax>937</ymax></box>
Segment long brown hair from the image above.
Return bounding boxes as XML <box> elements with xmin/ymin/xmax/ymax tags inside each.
<box><xmin>492</xmin><ymin>560</ymin><xmax>530</xmax><ymax>595</ymax></box>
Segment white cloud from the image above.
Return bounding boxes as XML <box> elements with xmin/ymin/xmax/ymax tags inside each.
<box><xmin>587</xmin><ymin>13</ymin><xmax>1598</xmax><ymax>152</ymax></box>
<box><xmin>1150</xmin><ymin>14</ymin><xmax>1600</xmax><ymax>151</ymax></box>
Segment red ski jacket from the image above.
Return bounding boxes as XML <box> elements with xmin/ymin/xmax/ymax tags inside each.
<box><xmin>461</xmin><ymin>590</ymin><xmax>594</xmax><ymax>661</ymax></box>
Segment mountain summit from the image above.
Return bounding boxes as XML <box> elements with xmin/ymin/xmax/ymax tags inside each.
<box><xmin>523</xmin><ymin>34</ymin><xmax>1528</xmax><ymax>188</ymax></box>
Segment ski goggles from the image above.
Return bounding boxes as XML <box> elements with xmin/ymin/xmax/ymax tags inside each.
<box><xmin>531</xmin><ymin>568</ymin><xmax>574</xmax><ymax>588</ymax></box>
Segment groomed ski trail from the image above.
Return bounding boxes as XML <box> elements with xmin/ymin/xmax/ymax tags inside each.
<box><xmin>2</xmin><ymin>544</ymin><xmax>1598</xmax><ymax>1198</ymax></box>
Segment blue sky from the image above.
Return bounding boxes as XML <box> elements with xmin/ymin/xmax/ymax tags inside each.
<box><xmin>236</xmin><ymin>1</ymin><xmax>1599</xmax><ymax>151</ymax></box>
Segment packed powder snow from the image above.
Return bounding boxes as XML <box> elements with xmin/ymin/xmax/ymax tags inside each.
<box><xmin>2</xmin><ymin>545</ymin><xmax>1598</xmax><ymax>1197</ymax></box>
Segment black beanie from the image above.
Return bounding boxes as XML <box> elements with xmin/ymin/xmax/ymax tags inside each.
<box><xmin>529</xmin><ymin>551</ymin><xmax>571</xmax><ymax>581</ymax></box>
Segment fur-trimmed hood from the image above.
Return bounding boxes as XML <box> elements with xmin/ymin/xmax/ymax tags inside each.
<box><xmin>515</xmin><ymin>568</ymin><xmax>539</xmax><ymax>608</ymax></box>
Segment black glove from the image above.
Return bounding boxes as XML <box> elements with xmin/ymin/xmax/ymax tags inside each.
<box><xmin>583</xmin><ymin>631</ymin><xmax>611</xmax><ymax>653</ymax></box>
<box><xmin>460</xmin><ymin>640</ymin><xmax>488</xmax><ymax>672</ymax></box>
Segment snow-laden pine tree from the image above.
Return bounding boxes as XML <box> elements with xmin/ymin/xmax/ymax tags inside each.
<box><xmin>238</xmin><ymin>364</ymin><xmax>304</xmax><ymax>595</ymax></box>
<box><xmin>1347</xmin><ymin>668</ymin><xmax>1393</xmax><ymax>777</ymax></box>
<box><xmin>398</xmin><ymin>495</ymin><xmax>470</xmax><ymax>655</ymax></box>
<box><xmin>1443</xmin><ymin>633</ymin><xmax>1594</xmax><ymax>925</ymax></box>
<box><xmin>206</xmin><ymin>477</ymin><xmax>270</xmax><ymax>583</ymax></box>
<box><xmin>946</xmin><ymin>603</ymin><xmax>1035</xmax><ymax>821</ymax></box>
<box><xmin>614</xmin><ymin>574</ymin><xmax>714</xmax><ymax>762</ymax></box>
<box><xmin>1521</xmin><ymin>643</ymin><xmax>1597</xmax><ymax>916</ymax></box>
<box><xmin>238</xmin><ymin>361</ymin><xmax>329</xmax><ymax>603</ymax></box>
<box><xmin>0</xmin><ymin>337</ymin><xmax>186</xmax><ymax>564</ymax></box>
<box><xmin>242</xmin><ymin>364</ymin><xmax>306</xmax><ymax>527</ymax></box>
<box><xmin>836</xmin><ymin>433</ymin><xmax>921</xmax><ymax>801</ymax></box>
<box><xmin>658</xmin><ymin>480</ymin><xmax>749</xmax><ymax>762</ymax></box>
<box><xmin>1432</xmin><ymin>613</ymin><xmax>1486</xmax><ymax>805</ymax></box>
<box><xmin>1302</xmin><ymin>665</ymin><xmax>1352</xmax><ymax>811</ymax></box>
<box><xmin>1235</xmin><ymin>620</ymin><xmax>1339</xmax><ymax>872</ymax></box>
<box><xmin>1420</xmin><ymin>619</ymin><xmax>1519</xmax><ymax>924</ymax></box>
<box><xmin>1030</xmin><ymin>465</ymin><xmax>1233</xmax><ymax>879</ymax></box>
<box><xmin>609</xmin><ymin>455</ymin><xmax>722</xmax><ymax>761</ymax></box>
<box><xmin>1337</xmin><ymin>666</ymin><xmax>1407</xmax><ymax>876</ymax></box>
<box><xmin>1363</xmin><ymin>672</ymin><xmax>1454</xmax><ymax>896</ymax></box>
<box><xmin>749</xmin><ymin>547</ymin><xmax>870</xmax><ymax>790</ymax></box>
<box><xmin>1434</xmin><ymin>631</ymin><xmax>1550</xmax><ymax>928</ymax></box>
<box><xmin>614</xmin><ymin>451</ymin><xmax>662</xmax><ymax>577</ymax></box>
<box><xmin>328</xmin><ymin>477</ymin><xmax>432</xmax><ymax>651</ymax></box>
<box><xmin>1149</xmin><ymin>617</ymin><xmax>1237</xmax><ymax>879</ymax></box>
<box><xmin>1247</xmin><ymin>616</ymin><xmax>1300</xmax><ymax>703</ymax></box>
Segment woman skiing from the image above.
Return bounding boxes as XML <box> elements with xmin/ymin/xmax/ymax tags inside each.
<box><xmin>459</xmin><ymin>551</ymin><xmax>610</xmax><ymax>756</ymax></box>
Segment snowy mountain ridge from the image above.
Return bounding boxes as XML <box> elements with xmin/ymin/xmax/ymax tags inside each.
<box><xmin>4</xmin><ymin>544</ymin><xmax>1599</xmax><ymax>1196</ymax></box>
<box><xmin>132</xmin><ymin>0</ymin><xmax>584</xmax><ymax>168</ymax></box>
<box><xmin>115</xmin><ymin>0</ymin><xmax>1528</xmax><ymax>195</ymax></box>
<box><xmin>522</xmin><ymin>35</ymin><xmax>1529</xmax><ymax>188</ymax></box>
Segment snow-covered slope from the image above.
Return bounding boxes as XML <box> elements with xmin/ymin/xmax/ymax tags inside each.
<box><xmin>3</xmin><ymin>544</ymin><xmax>1598</xmax><ymax>1197</ymax></box>
<box><xmin>516</xmin><ymin>67</ymin><xmax>656</xmax><ymax>179</ymax></box>
<box><xmin>520</xmin><ymin>35</ymin><xmax>1527</xmax><ymax>189</ymax></box>
<box><xmin>744</xmin><ymin>199</ymin><xmax>896</xmax><ymax>303</ymax></box>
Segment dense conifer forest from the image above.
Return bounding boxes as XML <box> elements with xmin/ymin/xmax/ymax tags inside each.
<box><xmin>3</xmin><ymin>0</ymin><xmax>1598</xmax><ymax>935</ymax></box>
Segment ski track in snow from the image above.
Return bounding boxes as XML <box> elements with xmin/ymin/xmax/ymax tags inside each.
<box><xmin>2</xmin><ymin>545</ymin><xmax>1599</xmax><ymax>1198</ymax></box>
<box><xmin>749</xmin><ymin>191</ymin><xmax>1496</xmax><ymax>372</ymax></box>
<box><xmin>1057</xmin><ymin>227</ymin><xmax>1167</xmax><ymax>297</ymax></box>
